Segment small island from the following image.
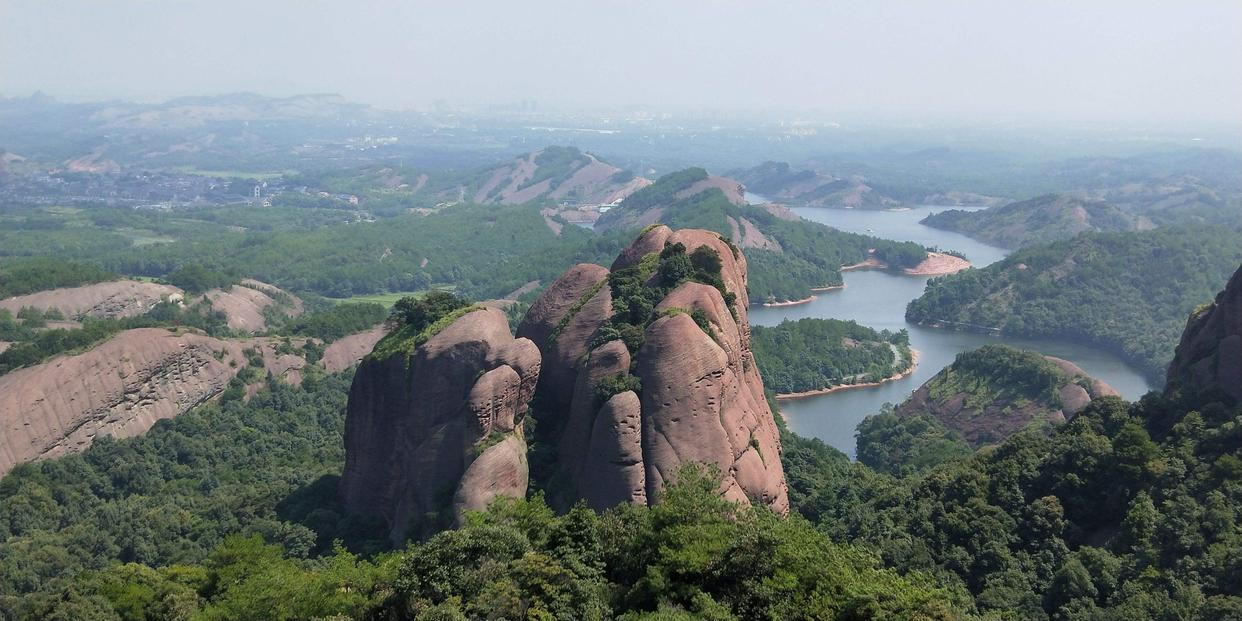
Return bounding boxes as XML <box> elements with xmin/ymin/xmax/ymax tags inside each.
<box><xmin>751</xmin><ymin>318</ymin><xmax>916</xmax><ymax>398</ymax></box>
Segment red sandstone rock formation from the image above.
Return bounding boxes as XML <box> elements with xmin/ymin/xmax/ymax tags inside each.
<box><xmin>1167</xmin><ymin>262</ymin><xmax>1242</xmax><ymax>408</ymax></box>
<box><xmin>0</xmin><ymin>280</ymin><xmax>181</xmax><ymax>319</ymax></box>
<box><xmin>522</xmin><ymin>225</ymin><xmax>789</xmax><ymax>514</ymax></box>
<box><xmin>0</xmin><ymin>328</ymin><xmax>248</xmax><ymax>476</ymax></box>
<box><xmin>895</xmin><ymin>352</ymin><xmax>1119</xmax><ymax>447</ymax></box>
<box><xmin>339</xmin><ymin>308</ymin><xmax>540</xmax><ymax>541</ymax></box>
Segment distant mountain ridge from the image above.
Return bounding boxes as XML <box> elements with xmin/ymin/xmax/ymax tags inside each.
<box><xmin>922</xmin><ymin>193</ymin><xmax>1151</xmax><ymax>248</ymax></box>
<box><xmin>296</xmin><ymin>145</ymin><xmax>650</xmax><ymax>212</ymax></box>
<box><xmin>729</xmin><ymin>161</ymin><xmax>902</xmax><ymax>209</ymax></box>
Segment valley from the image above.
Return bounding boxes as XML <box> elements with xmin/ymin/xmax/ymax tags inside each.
<box><xmin>751</xmin><ymin>204</ymin><xmax>1154</xmax><ymax>455</ymax></box>
<box><xmin>1</xmin><ymin>83</ymin><xmax>1240</xmax><ymax>619</ymax></box>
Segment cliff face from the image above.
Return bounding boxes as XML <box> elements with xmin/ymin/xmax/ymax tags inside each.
<box><xmin>520</xmin><ymin>225</ymin><xmax>789</xmax><ymax>514</ymax></box>
<box><xmin>343</xmin><ymin>226</ymin><xmax>789</xmax><ymax>535</ymax></box>
<box><xmin>0</xmin><ymin>328</ymin><xmax>247</xmax><ymax>476</ymax></box>
<box><xmin>1167</xmin><ymin>262</ymin><xmax>1242</xmax><ymax>408</ymax></box>
<box><xmin>340</xmin><ymin>308</ymin><xmax>540</xmax><ymax>541</ymax></box>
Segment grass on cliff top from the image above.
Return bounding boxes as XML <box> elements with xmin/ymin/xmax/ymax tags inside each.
<box><xmin>367</xmin><ymin>293</ymin><xmax>483</xmax><ymax>361</ymax></box>
<box><xmin>368</xmin><ymin>305</ymin><xmax>483</xmax><ymax>361</ymax></box>
<box><xmin>926</xmin><ymin>344</ymin><xmax>1067</xmax><ymax>409</ymax></box>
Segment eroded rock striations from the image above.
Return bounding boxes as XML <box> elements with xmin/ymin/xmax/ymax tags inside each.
<box><xmin>1167</xmin><ymin>262</ymin><xmax>1242</xmax><ymax>408</ymax></box>
<box><xmin>0</xmin><ymin>280</ymin><xmax>182</xmax><ymax>319</ymax></box>
<box><xmin>519</xmin><ymin>225</ymin><xmax>789</xmax><ymax>514</ymax></box>
<box><xmin>340</xmin><ymin>308</ymin><xmax>540</xmax><ymax>541</ymax></box>
<box><xmin>0</xmin><ymin>328</ymin><xmax>247</xmax><ymax>476</ymax></box>
<box><xmin>342</xmin><ymin>226</ymin><xmax>789</xmax><ymax>535</ymax></box>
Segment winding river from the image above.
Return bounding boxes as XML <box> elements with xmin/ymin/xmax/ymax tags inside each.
<box><xmin>748</xmin><ymin>204</ymin><xmax>1155</xmax><ymax>457</ymax></box>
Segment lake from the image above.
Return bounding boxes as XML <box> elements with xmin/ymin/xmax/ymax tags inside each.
<box><xmin>748</xmin><ymin>204</ymin><xmax>1156</xmax><ymax>457</ymax></box>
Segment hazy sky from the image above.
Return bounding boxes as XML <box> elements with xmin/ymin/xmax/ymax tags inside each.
<box><xmin>2</xmin><ymin>0</ymin><xmax>1239</xmax><ymax>124</ymax></box>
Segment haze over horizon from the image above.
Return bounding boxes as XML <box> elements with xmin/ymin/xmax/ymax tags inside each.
<box><xmin>2</xmin><ymin>0</ymin><xmax>1240</xmax><ymax>128</ymax></box>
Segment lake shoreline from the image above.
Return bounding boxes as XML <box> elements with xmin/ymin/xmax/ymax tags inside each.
<box><xmin>776</xmin><ymin>348</ymin><xmax>920</xmax><ymax>402</ymax></box>
<box><xmin>761</xmin><ymin>295</ymin><xmax>816</xmax><ymax>307</ymax></box>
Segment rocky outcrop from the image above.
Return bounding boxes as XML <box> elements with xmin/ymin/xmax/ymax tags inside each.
<box><xmin>522</xmin><ymin>225</ymin><xmax>788</xmax><ymax>514</ymax></box>
<box><xmin>895</xmin><ymin>345</ymin><xmax>1118</xmax><ymax>447</ymax></box>
<box><xmin>340</xmin><ymin>308</ymin><xmax>540</xmax><ymax>541</ymax></box>
<box><xmin>205</xmin><ymin>281</ymin><xmax>302</xmax><ymax>332</ymax></box>
<box><xmin>321</xmin><ymin>325</ymin><xmax>387</xmax><ymax>373</ymax></box>
<box><xmin>729</xmin><ymin>161</ymin><xmax>902</xmax><ymax>209</ymax></box>
<box><xmin>0</xmin><ymin>280</ymin><xmax>182</xmax><ymax>319</ymax></box>
<box><xmin>1167</xmin><ymin>262</ymin><xmax>1242</xmax><ymax>408</ymax></box>
<box><xmin>676</xmin><ymin>175</ymin><xmax>747</xmax><ymax>206</ymax></box>
<box><xmin>0</xmin><ymin>328</ymin><xmax>248</xmax><ymax>476</ymax></box>
<box><xmin>516</xmin><ymin>264</ymin><xmax>611</xmax><ymax>413</ymax></box>
<box><xmin>470</xmin><ymin>147</ymin><xmax>649</xmax><ymax>206</ymax></box>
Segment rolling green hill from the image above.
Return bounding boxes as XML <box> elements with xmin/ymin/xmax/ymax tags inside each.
<box><xmin>906</xmin><ymin>225</ymin><xmax>1242</xmax><ymax>380</ymax></box>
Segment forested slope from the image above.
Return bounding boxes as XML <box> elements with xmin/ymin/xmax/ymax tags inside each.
<box><xmin>906</xmin><ymin>225</ymin><xmax>1242</xmax><ymax>380</ymax></box>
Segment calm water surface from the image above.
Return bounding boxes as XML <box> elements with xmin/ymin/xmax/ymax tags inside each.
<box><xmin>749</xmin><ymin>205</ymin><xmax>1155</xmax><ymax>457</ymax></box>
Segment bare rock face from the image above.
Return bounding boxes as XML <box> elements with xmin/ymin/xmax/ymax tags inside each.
<box><xmin>516</xmin><ymin>263</ymin><xmax>611</xmax><ymax>414</ymax></box>
<box><xmin>1167</xmin><ymin>262</ymin><xmax>1242</xmax><ymax>408</ymax></box>
<box><xmin>321</xmin><ymin>326</ymin><xmax>387</xmax><ymax>373</ymax></box>
<box><xmin>524</xmin><ymin>225</ymin><xmax>788</xmax><ymax>514</ymax></box>
<box><xmin>340</xmin><ymin>308</ymin><xmax>540</xmax><ymax>541</ymax></box>
<box><xmin>0</xmin><ymin>328</ymin><xmax>247</xmax><ymax>476</ymax></box>
<box><xmin>0</xmin><ymin>280</ymin><xmax>182</xmax><ymax>319</ymax></box>
<box><xmin>204</xmin><ymin>281</ymin><xmax>302</xmax><ymax>333</ymax></box>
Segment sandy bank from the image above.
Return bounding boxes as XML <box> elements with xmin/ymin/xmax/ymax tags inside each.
<box><xmin>761</xmin><ymin>295</ymin><xmax>817</xmax><ymax>307</ymax></box>
<box><xmin>840</xmin><ymin>252</ymin><xmax>971</xmax><ymax>277</ymax></box>
<box><xmin>903</xmin><ymin>252</ymin><xmax>971</xmax><ymax>276</ymax></box>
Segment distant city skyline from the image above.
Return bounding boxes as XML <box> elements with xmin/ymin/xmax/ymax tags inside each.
<box><xmin>2</xmin><ymin>0</ymin><xmax>1240</xmax><ymax>127</ymax></box>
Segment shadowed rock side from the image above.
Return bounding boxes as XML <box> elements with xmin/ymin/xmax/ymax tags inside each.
<box><xmin>1167</xmin><ymin>262</ymin><xmax>1242</xmax><ymax>408</ymax></box>
<box><xmin>340</xmin><ymin>308</ymin><xmax>540</xmax><ymax>542</ymax></box>
<box><xmin>521</xmin><ymin>225</ymin><xmax>789</xmax><ymax>514</ymax></box>
<box><xmin>0</xmin><ymin>328</ymin><xmax>248</xmax><ymax>476</ymax></box>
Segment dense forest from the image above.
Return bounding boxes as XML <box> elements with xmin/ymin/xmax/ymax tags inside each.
<box><xmin>906</xmin><ymin>225</ymin><xmax>1242</xmax><ymax>380</ymax></box>
<box><xmin>0</xmin><ymin>202</ymin><xmax>623</xmax><ymax>302</ymax></box>
<box><xmin>750</xmin><ymin>318</ymin><xmax>912</xmax><ymax>394</ymax></box>
<box><xmin>5</xmin><ymin>352</ymin><xmax>1239</xmax><ymax>619</ymax></box>
<box><xmin>0</xmin><ymin>258</ymin><xmax>116</xmax><ymax>298</ymax></box>
<box><xmin>919</xmin><ymin>345</ymin><xmax>1069</xmax><ymax>410</ymax></box>
<box><xmin>0</xmin><ymin>370</ymin><xmax>964</xmax><ymax>620</ymax></box>
<box><xmin>784</xmin><ymin>383</ymin><xmax>1242</xmax><ymax>620</ymax></box>
<box><xmin>1</xmin><ymin>173</ymin><xmax>931</xmax><ymax>308</ymax></box>
<box><xmin>3</xmin><ymin>268</ymin><xmax>1242</xmax><ymax>619</ymax></box>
